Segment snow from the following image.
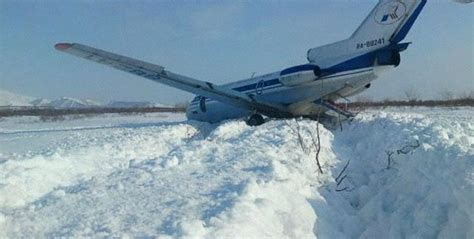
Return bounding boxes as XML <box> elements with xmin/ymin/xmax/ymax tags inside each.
<box><xmin>49</xmin><ymin>97</ymin><xmax>102</xmax><ymax>109</ymax></box>
<box><xmin>0</xmin><ymin>88</ymin><xmax>167</xmax><ymax>109</ymax></box>
<box><xmin>0</xmin><ymin>108</ymin><xmax>472</xmax><ymax>238</ymax></box>
<box><xmin>0</xmin><ymin>89</ymin><xmax>34</xmax><ymax>107</ymax></box>
<box><xmin>30</xmin><ymin>98</ymin><xmax>52</xmax><ymax>107</ymax></box>
<box><xmin>106</xmin><ymin>101</ymin><xmax>167</xmax><ymax>108</ymax></box>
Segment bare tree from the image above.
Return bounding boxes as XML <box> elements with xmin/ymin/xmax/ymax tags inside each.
<box><xmin>286</xmin><ymin>120</ymin><xmax>310</xmax><ymax>154</ymax></box>
<box><xmin>309</xmin><ymin>113</ymin><xmax>323</xmax><ymax>174</ymax></box>
<box><xmin>355</xmin><ymin>95</ymin><xmax>373</xmax><ymax>103</ymax></box>
<box><xmin>396</xmin><ymin>140</ymin><xmax>420</xmax><ymax>155</ymax></box>
<box><xmin>184</xmin><ymin>125</ymin><xmax>199</xmax><ymax>143</ymax></box>
<box><xmin>335</xmin><ymin>159</ymin><xmax>351</xmax><ymax>186</ymax></box>
<box><xmin>385</xmin><ymin>140</ymin><xmax>420</xmax><ymax>170</ymax></box>
<box><xmin>404</xmin><ymin>88</ymin><xmax>420</xmax><ymax>102</ymax></box>
<box><xmin>385</xmin><ymin>150</ymin><xmax>395</xmax><ymax>170</ymax></box>
<box><xmin>174</xmin><ymin>101</ymin><xmax>189</xmax><ymax>110</ymax></box>
<box><xmin>286</xmin><ymin>117</ymin><xmax>323</xmax><ymax>174</ymax></box>
<box><xmin>438</xmin><ymin>90</ymin><xmax>454</xmax><ymax>101</ymax></box>
<box><xmin>459</xmin><ymin>90</ymin><xmax>474</xmax><ymax>100</ymax></box>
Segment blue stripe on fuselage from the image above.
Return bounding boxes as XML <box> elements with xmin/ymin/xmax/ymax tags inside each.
<box><xmin>232</xmin><ymin>78</ymin><xmax>282</xmax><ymax>92</ymax></box>
<box><xmin>280</xmin><ymin>64</ymin><xmax>316</xmax><ymax>76</ymax></box>
<box><xmin>189</xmin><ymin>68</ymin><xmax>372</xmax><ymax>106</ymax></box>
<box><xmin>191</xmin><ymin>40</ymin><xmax>407</xmax><ymax>103</ymax></box>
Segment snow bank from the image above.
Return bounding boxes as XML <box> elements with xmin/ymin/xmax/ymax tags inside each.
<box><xmin>314</xmin><ymin>109</ymin><xmax>473</xmax><ymax>238</ymax></box>
<box><xmin>0</xmin><ymin>108</ymin><xmax>472</xmax><ymax>238</ymax></box>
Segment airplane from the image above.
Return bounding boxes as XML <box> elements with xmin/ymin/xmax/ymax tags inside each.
<box><xmin>55</xmin><ymin>0</ymin><xmax>427</xmax><ymax>126</ymax></box>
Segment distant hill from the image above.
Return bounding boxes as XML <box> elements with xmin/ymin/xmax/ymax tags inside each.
<box><xmin>1</xmin><ymin>89</ymin><xmax>168</xmax><ymax>109</ymax></box>
<box><xmin>49</xmin><ymin>97</ymin><xmax>102</xmax><ymax>109</ymax></box>
<box><xmin>0</xmin><ymin>89</ymin><xmax>34</xmax><ymax>107</ymax></box>
<box><xmin>30</xmin><ymin>98</ymin><xmax>52</xmax><ymax>107</ymax></box>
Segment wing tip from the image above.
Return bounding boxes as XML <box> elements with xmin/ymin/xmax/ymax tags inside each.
<box><xmin>54</xmin><ymin>43</ymin><xmax>72</xmax><ymax>51</ymax></box>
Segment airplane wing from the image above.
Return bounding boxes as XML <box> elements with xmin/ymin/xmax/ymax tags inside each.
<box><xmin>54</xmin><ymin>43</ymin><xmax>291</xmax><ymax>118</ymax></box>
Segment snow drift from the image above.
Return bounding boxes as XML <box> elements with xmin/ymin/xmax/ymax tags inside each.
<box><xmin>0</xmin><ymin>108</ymin><xmax>472</xmax><ymax>238</ymax></box>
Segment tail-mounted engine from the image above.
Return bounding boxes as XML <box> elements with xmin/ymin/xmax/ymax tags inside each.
<box><xmin>279</xmin><ymin>64</ymin><xmax>322</xmax><ymax>87</ymax></box>
<box><xmin>376</xmin><ymin>49</ymin><xmax>401</xmax><ymax>67</ymax></box>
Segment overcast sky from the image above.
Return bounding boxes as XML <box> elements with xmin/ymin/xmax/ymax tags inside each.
<box><xmin>0</xmin><ymin>0</ymin><xmax>472</xmax><ymax>104</ymax></box>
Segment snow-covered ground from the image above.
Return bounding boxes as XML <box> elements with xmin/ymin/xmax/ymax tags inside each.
<box><xmin>0</xmin><ymin>108</ymin><xmax>472</xmax><ymax>238</ymax></box>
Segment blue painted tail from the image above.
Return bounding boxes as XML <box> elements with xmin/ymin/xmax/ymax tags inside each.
<box><xmin>307</xmin><ymin>0</ymin><xmax>427</xmax><ymax>68</ymax></box>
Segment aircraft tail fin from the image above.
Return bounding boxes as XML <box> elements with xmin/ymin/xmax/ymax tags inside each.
<box><xmin>351</xmin><ymin>0</ymin><xmax>427</xmax><ymax>44</ymax></box>
<box><xmin>307</xmin><ymin>0</ymin><xmax>427</xmax><ymax>66</ymax></box>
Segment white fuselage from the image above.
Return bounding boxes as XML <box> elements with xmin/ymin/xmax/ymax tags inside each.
<box><xmin>186</xmin><ymin>66</ymin><xmax>381</xmax><ymax>123</ymax></box>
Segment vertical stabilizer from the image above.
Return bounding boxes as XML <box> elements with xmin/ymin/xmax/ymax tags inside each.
<box><xmin>307</xmin><ymin>0</ymin><xmax>427</xmax><ymax>67</ymax></box>
<box><xmin>351</xmin><ymin>0</ymin><xmax>427</xmax><ymax>44</ymax></box>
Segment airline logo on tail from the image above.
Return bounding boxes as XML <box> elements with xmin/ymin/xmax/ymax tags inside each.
<box><xmin>375</xmin><ymin>1</ymin><xmax>407</xmax><ymax>25</ymax></box>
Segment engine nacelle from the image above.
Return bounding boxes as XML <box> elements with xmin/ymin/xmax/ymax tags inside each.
<box><xmin>279</xmin><ymin>64</ymin><xmax>321</xmax><ymax>87</ymax></box>
<box><xmin>376</xmin><ymin>50</ymin><xmax>401</xmax><ymax>67</ymax></box>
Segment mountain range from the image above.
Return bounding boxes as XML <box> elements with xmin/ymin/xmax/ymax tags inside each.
<box><xmin>0</xmin><ymin>89</ymin><xmax>167</xmax><ymax>108</ymax></box>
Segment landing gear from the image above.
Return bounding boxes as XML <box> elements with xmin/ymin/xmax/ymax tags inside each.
<box><xmin>246</xmin><ymin>114</ymin><xmax>265</xmax><ymax>126</ymax></box>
